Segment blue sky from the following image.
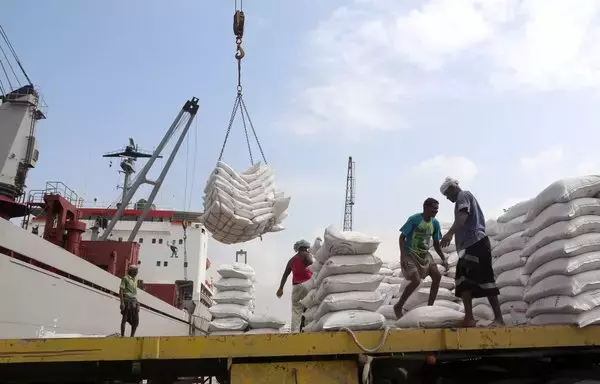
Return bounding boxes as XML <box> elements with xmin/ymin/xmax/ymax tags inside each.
<box><xmin>5</xmin><ymin>0</ymin><xmax>600</xmax><ymax>323</ymax></box>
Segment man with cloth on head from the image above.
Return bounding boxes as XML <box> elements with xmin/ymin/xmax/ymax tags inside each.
<box><xmin>393</xmin><ymin>198</ymin><xmax>449</xmax><ymax>319</ymax></box>
<box><xmin>276</xmin><ymin>239</ymin><xmax>313</xmax><ymax>332</ymax></box>
<box><xmin>439</xmin><ymin>177</ymin><xmax>504</xmax><ymax>327</ymax></box>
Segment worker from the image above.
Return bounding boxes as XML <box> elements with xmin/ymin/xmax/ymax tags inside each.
<box><xmin>439</xmin><ymin>177</ymin><xmax>503</xmax><ymax>327</ymax></box>
<box><xmin>276</xmin><ymin>239</ymin><xmax>313</xmax><ymax>332</ymax></box>
<box><xmin>168</xmin><ymin>240</ymin><xmax>178</xmax><ymax>258</ymax></box>
<box><xmin>393</xmin><ymin>198</ymin><xmax>448</xmax><ymax>319</ymax></box>
<box><xmin>119</xmin><ymin>264</ymin><xmax>140</xmax><ymax>337</ymax></box>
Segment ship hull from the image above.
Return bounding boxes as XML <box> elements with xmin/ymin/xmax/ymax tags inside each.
<box><xmin>0</xmin><ymin>218</ymin><xmax>192</xmax><ymax>339</ymax></box>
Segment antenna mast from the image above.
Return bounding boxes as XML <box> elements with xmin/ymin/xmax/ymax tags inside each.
<box><xmin>343</xmin><ymin>156</ymin><xmax>356</xmax><ymax>232</ymax></box>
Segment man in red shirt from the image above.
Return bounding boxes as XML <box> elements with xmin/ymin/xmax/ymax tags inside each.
<box><xmin>276</xmin><ymin>239</ymin><xmax>313</xmax><ymax>332</ymax></box>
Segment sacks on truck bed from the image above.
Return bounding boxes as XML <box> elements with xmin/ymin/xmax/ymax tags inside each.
<box><xmin>200</xmin><ymin>161</ymin><xmax>290</xmax><ymax>244</ymax></box>
<box><xmin>303</xmin><ymin>226</ymin><xmax>385</xmax><ymax>332</ymax></box>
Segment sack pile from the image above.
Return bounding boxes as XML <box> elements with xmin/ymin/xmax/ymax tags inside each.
<box><xmin>488</xmin><ymin>200</ymin><xmax>532</xmax><ymax>325</ymax></box>
<box><xmin>208</xmin><ymin>263</ymin><xmax>256</xmax><ymax>335</ymax></box>
<box><xmin>521</xmin><ymin>176</ymin><xmax>600</xmax><ymax>327</ymax></box>
<box><xmin>301</xmin><ymin>226</ymin><xmax>386</xmax><ymax>332</ymax></box>
<box><xmin>200</xmin><ymin>161</ymin><xmax>291</xmax><ymax>244</ymax></box>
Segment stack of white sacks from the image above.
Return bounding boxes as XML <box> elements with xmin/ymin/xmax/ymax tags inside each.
<box><xmin>200</xmin><ymin>161</ymin><xmax>291</xmax><ymax>244</ymax></box>
<box><xmin>521</xmin><ymin>176</ymin><xmax>600</xmax><ymax>327</ymax></box>
<box><xmin>473</xmin><ymin>201</ymin><xmax>532</xmax><ymax>325</ymax></box>
<box><xmin>208</xmin><ymin>263</ymin><xmax>256</xmax><ymax>335</ymax></box>
<box><xmin>300</xmin><ymin>225</ymin><xmax>386</xmax><ymax>332</ymax></box>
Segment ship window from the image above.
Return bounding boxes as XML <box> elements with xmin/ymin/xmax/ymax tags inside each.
<box><xmin>156</xmin><ymin>261</ymin><xmax>160</xmax><ymax>267</ymax></box>
<box><xmin>152</xmin><ymin>238</ymin><xmax>156</xmax><ymax>244</ymax></box>
<box><xmin>163</xmin><ymin>261</ymin><xmax>168</xmax><ymax>267</ymax></box>
<box><xmin>201</xmin><ymin>228</ymin><xmax>206</xmax><ymax>234</ymax></box>
<box><xmin>159</xmin><ymin>239</ymin><xmax>163</xmax><ymax>244</ymax></box>
<box><xmin>184</xmin><ymin>261</ymin><xmax>188</xmax><ymax>268</ymax></box>
<box><xmin>118</xmin><ymin>237</ymin><xmax>123</xmax><ymax>242</ymax></box>
<box><xmin>179</xmin><ymin>239</ymin><xmax>183</xmax><ymax>245</ymax></box>
<box><xmin>138</xmin><ymin>260</ymin><xmax>141</xmax><ymax>265</ymax></box>
<box><xmin>139</xmin><ymin>238</ymin><xmax>144</xmax><ymax>243</ymax></box>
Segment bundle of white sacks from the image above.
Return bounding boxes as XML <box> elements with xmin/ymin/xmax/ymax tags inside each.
<box><xmin>521</xmin><ymin>176</ymin><xmax>600</xmax><ymax>327</ymax></box>
<box><xmin>200</xmin><ymin>161</ymin><xmax>291</xmax><ymax>244</ymax></box>
<box><xmin>209</xmin><ymin>263</ymin><xmax>285</xmax><ymax>334</ymax></box>
<box><xmin>208</xmin><ymin>263</ymin><xmax>256</xmax><ymax>335</ymax></box>
<box><xmin>300</xmin><ymin>226</ymin><xmax>387</xmax><ymax>332</ymax></box>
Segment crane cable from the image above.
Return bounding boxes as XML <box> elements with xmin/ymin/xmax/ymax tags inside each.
<box><xmin>216</xmin><ymin>2</ymin><xmax>268</xmax><ymax>166</ymax></box>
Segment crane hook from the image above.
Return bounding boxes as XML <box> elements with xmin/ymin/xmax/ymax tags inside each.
<box><xmin>235</xmin><ymin>43</ymin><xmax>245</xmax><ymax>60</ymax></box>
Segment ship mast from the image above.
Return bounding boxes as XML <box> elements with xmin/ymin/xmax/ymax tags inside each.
<box><xmin>100</xmin><ymin>97</ymin><xmax>200</xmax><ymax>241</ymax></box>
<box><xmin>102</xmin><ymin>138</ymin><xmax>158</xmax><ymax>207</ymax></box>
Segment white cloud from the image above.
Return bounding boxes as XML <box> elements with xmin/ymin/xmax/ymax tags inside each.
<box><xmin>519</xmin><ymin>146</ymin><xmax>564</xmax><ymax>173</ymax></box>
<box><xmin>410</xmin><ymin>155</ymin><xmax>479</xmax><ymax>183</ymax></box>
<box><xmin>284</xmin><ymin>0</ymin><xmax>600</xmax><ymax>136</ymax></box>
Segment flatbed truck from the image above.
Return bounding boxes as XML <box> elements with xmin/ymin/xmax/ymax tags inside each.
<box><xmin>1</xmin><ymin>325</ymin><xmax>600</xmax><ymax>383</ymax></box>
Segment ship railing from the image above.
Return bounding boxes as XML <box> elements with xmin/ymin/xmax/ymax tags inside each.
<box><xmin>80</xmin><ymin>201</ymin><xmax>174</xmax><ymax>211</ymax></box>
<box><xmin>41</xmin><ymin>181</ymin><xmax>84</xmax><ymax>208</ymax></box>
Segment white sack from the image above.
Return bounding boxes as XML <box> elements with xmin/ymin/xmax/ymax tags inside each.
<box><xmin>299</xmin><ymin>289</ymin><xmax>316</xmax><ymax>308</ymax></box>
<box><xmin>396</xmin><ymin>306</ymin><xmax>464</xmax><ymax>329</ymax></box>
<box><xmin>376</xmin><ymin>282</ymin><xmax>400</xmax><ymax>305</ymax></box>
<box><xmin>528</xmin><ymin>308</ymin><xmax>600</xmax><ymax>327</ymax></box>
<box><xmin>524</xmin><ymin>197</ymin><xmax>600</xmax><ymax>238</ymax></box>
<box><xmin>473</xmin><ymin>304</ymin><xmax>494</xmax><ymax>321</ymax></box>
<box><xmin>383</xmin><ymin>276</ymin><xmax>406</xmax><ymax>284</ymax></box>
<box><xmin>500</xmin><ymin>301</ymin><xmax>528</xmax><ymax>315</ymax></box>
<box><xmin>493</xmin><ymin>250</ymin><xmax>526</xmax><ymax>275</ymax></box>
<box><xmin>213</xmin><ymin>290</ymin><xmax>254</xmax><ymax>305</ymax></box>
<box><xmin>322</xmin><ymin>225</ymin><xmax>381</xmax><ymax>257</ymax></box>
<box><xmin>486</xmin><ymin>220</ymin><xmax>500</xmax><ymax>237</ymax></box>
<box><xmin>394</xmin><ymin>287</ymin><xmax>456</xmax><ymax>310</ymax></box>
<box><xmin>498</xmin><ymin>200</ymin><xmax>533</xmax><ymax>224</ymax></box>
<box><xmin>420</xmin><ymin>275</ymin><xmax>455</xmax><ymax>290</ymax></box>
<box><xmin>496</xmin><ymin>267</ymin><xmax>528</xmax><ymax>288</ymax></box>
<box><xmin>308</xmin><ymin>261</ymin><xmax>322</xmax><ymax>274</ymax></box>
<box><xmin>524</xmin><ymin>270</ymin><xmax>600</xmax><ymax>303</ymax></box>
<box><xmin>410</xmin><ymin>300</ymin><xmax>464</xmax><ymax>312</ymax></box>
<box><xmin>314</xmin><ymin>291</ymin><xmax>384</xmax><ymax>319</ymax></box>
<box><xmin>447</xmin><ymin>267</ymin><xmax>456</xmax><ymax>278</ymax></box>
<box><xmin>529</xmin><ymin>251</ymin><xmax>600</xmax><ymax>287</ymax></box>
<box><xmin>217</xmin><ymin>263</ymin><xmax>256</xmax><ymax>280</ymax></box>
<box><xmin>214</xmin><ymin>277</ymin><xmax>254</xmax><ymax>292</ymax></box>
<box><xmin>209</xmin><ymin>304</ymin><xmax>252</xmax><ymax>321</ymax></box>
<box><xmin>300</xmin><ymin>275</ymin><xmax>316</xmax><ymax>292</ymax></box>
<box><xmin>248</xmin><ymin>314</ymin><xmax>285</xmax><ymax>329</ymax></box>
<box><xmin>499</xmin><ymin>286</ymin><xmax>525</xmax><ymax>304</ymax></box>
<box><xmin>304</xmin><ymin>305</ymin><xmax>318</xmax><ymax>323</ymax></box>
<box><xmin>245</xmin><ymin>328</ymin><xmax>281</xmax><ymax>334</ymax></box>
<box><xmin>495</xmin><ymin>215</ymin><xmax>527</xmax><ymax>241</ymax></box>
<box><xmin>321</xmin><ymin>310</ymin><xmax>385</xmax><ymax>331</ymax></box>
<box><xmin>523</xmin><ymin>233</ymin><xmax>600</xmax><ymax>275</ymax></box>
<box><xmin>316</xmin><ymin>254</ymin><xmax>383</xmax><ymax>284</ymax></box>
<box><xmin>210</xmin><ymin>331</ymin><xmax>245</xmax><ymax>336</ymax></box>
<box><xmin>522</xmin><ymin>215</ymin><xmax>600</xmax><ymax>258</ymax></box>
<box><xmin>526</xmin><ymin>176</ymin><xmax>600</xmax><ymax>222</ymax></box>
<box><xmin>209</xmin><ymin>317</ymin><xmax>248</xmax><ymax>333</ymax></box>
<box><xmin>379</xmin><ymin>267</ymin><xmax>394</xmax><ymax>276</ymax></box>
<box><xmin>377</xmin><ymin>305</ymin><xmax>397</xmax><ymax>320</ymax></box>
<box><xmin>526</xmin><ymin>289</ymin><xmax>600</xmax><ymax>318</ymax></box>
<box><xmin>492</xmin><ymin>231</ymin><xmax>527</xmax><ymax>258</ymax></box>
<box><xmin>315</xmin><ymin>273</ymin><xmax>383</xmax><ymax>301</ymax></box>
<box><xmin>309</xmin><ymin>237</ymin><xmax>323</xmax><ymax>255</ymax></box>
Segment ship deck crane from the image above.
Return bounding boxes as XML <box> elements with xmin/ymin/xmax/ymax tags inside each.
<box><xmin>343</xmin><ymin>156</ymin><xmax>356</xmax><ymax>231</ymax></box>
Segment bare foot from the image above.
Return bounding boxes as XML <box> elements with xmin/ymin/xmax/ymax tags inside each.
<box><xmin>460</xmin><ymin>318</ymin><xmax>477</xmax><ymax>328</ymax></box>
<box><xmin>393</xmin><ymin>304</ymin><xmax>403</xmax><ymax>319</ymax></box>
<box><xmin>489</xmin><ymin>320</ymin><xmax>505</xmax><ymax>328</ymax></box>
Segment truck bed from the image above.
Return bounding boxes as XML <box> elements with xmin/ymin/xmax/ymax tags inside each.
<box><xmin>1</xmin><ymin>325</ymin><xmax>599</xmax><ymax>383</ymax></box>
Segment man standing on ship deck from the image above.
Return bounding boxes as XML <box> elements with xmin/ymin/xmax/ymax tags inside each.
<box><xmin>439</xmin><ymin>177</ymin><xmax>504</xmax><ymax>327</ymax></box>
<box><xmin>120</xmin><ymin>264</ymin><xmax>140</xmax><ymax>337</ymax></box>
<box><xmin>393</xmin><ymin>198</ymin><xmax>448</xmax><ymax>319</ymax></box>
<box><xmin>276</xmin><ymin>239</ymin><xmax>313</xmax><ymax>332</ymax></box>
